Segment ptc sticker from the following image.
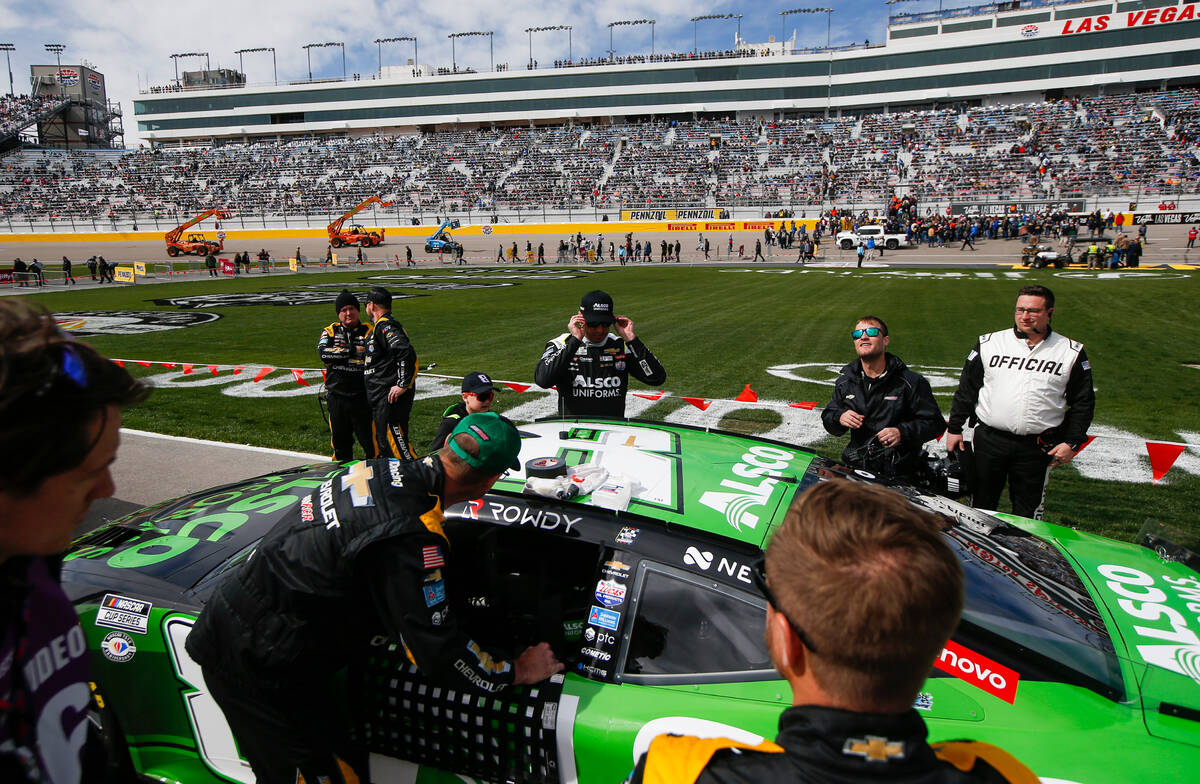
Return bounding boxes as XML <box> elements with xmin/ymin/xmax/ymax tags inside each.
<box><xmin>100</xmin><ymin>631</ymin><xmax>137</xmax><ymax>663</ymax></box>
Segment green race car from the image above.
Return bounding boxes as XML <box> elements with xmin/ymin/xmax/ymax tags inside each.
<box><xmin>63</xmin><ymin>419</ymin><xmax>1200</xmax><ymax>783</ymax></box>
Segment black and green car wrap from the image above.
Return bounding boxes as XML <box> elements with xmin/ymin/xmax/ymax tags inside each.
<box><xmin>63</xmin><ymin>419</ymin><xmax>1200</xmax><ymax>784</ymax></box>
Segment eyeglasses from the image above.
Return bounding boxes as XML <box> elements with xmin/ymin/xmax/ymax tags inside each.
<box><xmin>1014</xmin><ymin>307</ymin><xmax>1045</xmax><ymax>315</ymax></box>
<box><xmin>750</xmin><ymin>558</ymin><xmax>820</xmax><ymax>654</ymax></box>
<box><xmin>851</xmin><ymin>327</ymin><xmax>883</xmax><ymax>339</ymax></box>
<box><xmin>34</xmin><ymin>343</ymin><xmax>88</xmax><ymax>398</ymax></box>
<box><xmin>585</xmin><ymin>321</ymin><xmax>611</xmax><ymax>328</ymax></box>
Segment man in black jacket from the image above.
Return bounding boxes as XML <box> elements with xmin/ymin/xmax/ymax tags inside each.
<box><xmin>363</xmin><ymin>287</ymin><xmax>418</xmax><ymax>459</ymax></box>
<box><xmin>628</xmin><ymin>481</ymin><xmax>1036</xmax><ymax>784</ymax></box>
<box><xmin>821</xmin><ymin>316</ymin><xmax>945</xmax><ymax>480</ymax></box>
<box><xmin>187</xmin><ymin>413</ymin><xmax>563</xmax><ymax>784</ymax></box>
<box><xmin>318</xmin><ymin>290</ymin><xmax>374</xmax><ymax>461</ymax></box>
<box><xmin>429</xmin><ymin>371</ymin><xmax>495</xmax><ymax>452</ymax></box>
<box><xmin>535</xmin><ymin>290</ymin><xmax>666</xmax><ymax>417</ymax></box>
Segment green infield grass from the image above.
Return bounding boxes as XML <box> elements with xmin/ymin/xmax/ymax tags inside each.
<box><xmin>20</xmin><ymin>264</ymin><xmax>1200</xmax><ymax>543</ymax></box>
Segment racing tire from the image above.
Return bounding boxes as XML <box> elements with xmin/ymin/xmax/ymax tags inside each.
<box><xmin>840</xmin><ymin>239</ymin><xmax>854</xmax><ymax>250</ymax></box>
<box><xmin>885</xmin><ymin>239</ymin><xmax>899</xmax><ymax>250</ymax></box>
<box><xmin>166</xmin><ymin>246</ymin><xmax>179</xmax><ymax>257</ymax></box>
<box><xmin>526</xmin><ymin>456</ymin><xmax>567</xmax><ymax>478</ymax></box>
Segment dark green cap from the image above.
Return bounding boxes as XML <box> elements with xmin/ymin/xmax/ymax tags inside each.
<box><xmin>449</xmin><ymin>412</ymin><xmax>521</xmax><ymax>474</ymax></box>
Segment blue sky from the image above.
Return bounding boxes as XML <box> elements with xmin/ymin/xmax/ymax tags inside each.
<box><xmin>0</xmin><ymin>0</ymin><xmax>941</xmax><ymax>144</ymax></box>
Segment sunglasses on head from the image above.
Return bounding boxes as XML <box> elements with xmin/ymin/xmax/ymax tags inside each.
<box><xmin>851</xmin><ymin>327</ymin><xmax>883</xmax><ymax>339</ymax></box>
<box><xmin>34</xmin><ymin>343</ymin><xmax>88</xmax><ymax>399</ymax></box>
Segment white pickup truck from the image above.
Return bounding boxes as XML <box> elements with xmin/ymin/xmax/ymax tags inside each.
<box><xmin>835</xmin><ymin>224</ymin><xmax>911</xmax><ymax>250</ymax></box>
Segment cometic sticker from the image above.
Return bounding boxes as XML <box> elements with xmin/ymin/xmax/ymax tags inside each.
<box><xmin>588</xmin><ymin>605</ymin><xmax>621</xmax><ymax>631</ymax></box>
<box><xmin>95</xmin><ymin>594</ymin><xmax>152</xmax><ymax>635</ymax></box>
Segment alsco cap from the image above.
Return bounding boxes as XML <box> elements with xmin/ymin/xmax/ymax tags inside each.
<box><xmin>580</xmin><ymin>290</ymin><xmax>614</xmax><ymax>325</ymax></box>
<box><xmin>449</xmin><ymin>412</ymin><xmax>521</xmax><ymax>474</ymax></box>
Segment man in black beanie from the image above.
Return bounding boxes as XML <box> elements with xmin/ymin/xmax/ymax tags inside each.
<box><xmin>318</xmin><ymin>289</ymin><xmax>375</xmax><ymax>461</ymax></box>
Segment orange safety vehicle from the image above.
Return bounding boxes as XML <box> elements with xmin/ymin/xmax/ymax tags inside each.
<box><xmin>328</xmin><ymin>196</ymin><xmax>392</xmax><ymax>248</ymax></box>
<box><xmin>165</xmin><ymin>209</ymin><xmax>233</xmax><ymax>257</ymax></box>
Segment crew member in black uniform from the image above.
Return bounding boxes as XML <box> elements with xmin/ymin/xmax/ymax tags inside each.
<box><xmin>628</xmin><ymin>480</ymin><xmax>1037</xmax><ymax>784</ymax></box>
<box><xmin>363</xmin><ymin>286</ymin><xmax>419</xmax><ymax>459</ymax></box>
<box><xmin>821</xmin><ymin>316</ymin><xmax>945</xmax><ymax>480</ymax></box>
<box><xmin>318</xmin><ymin>289</ymin><xmax>374</xmax><ymax>461</ymax></box>
<box><xmin>429</xmin><ymin>371</ymin><xmax>495</xmax><ymax>452</ymax></box>
<box><xmin>946</xmin><ymin>285</ymin><xmax>1094</xmax><ymax>519</ymax></box>
<box><xmin>534</xmin><ymin>289</ymin><xmax>666</xmax><ymax>417</ymax></box>
<box><xmin>187</xmin><ymin>413</ymin><xmax>564</xmax><ymax>784</ymax></box>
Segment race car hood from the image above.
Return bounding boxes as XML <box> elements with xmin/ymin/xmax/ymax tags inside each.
<box><xmin>493</xmin><ymin>419</ymin><xmax>815</xmax><ymax>550</ymax></box>
<box><xmin>1034</xmin><ymin>523</ymin><xmax>1200</xmax><ymax>747</ymax></box>
<box><xmin>65</xmin><ymin>462</ymin><xmax>343</xmax><ymax>593</ymax></box>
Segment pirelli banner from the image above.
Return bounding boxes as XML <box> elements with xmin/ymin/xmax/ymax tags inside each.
<box><xmin>620</xmin><ymin>208</ymin><xmax>731</xmax><ymax>221</ymax></box>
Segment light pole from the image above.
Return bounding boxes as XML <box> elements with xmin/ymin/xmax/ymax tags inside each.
<box><xmin>45</xmin><ymin>44</ymin><xmax>65</xmax><ymax>94</ymax></box>
<box><xmin>169</xmin><ymin>52</ymin><xmax>207</xmax><ymax>88</ymax></box>
<box><xmin>0</xmin><ymin>44</ymin><xmax>14</xmax><ymax>98</ymax></box>
<box><xmin>234</xmin><ymin>47</ymin><xmax>277</xmax><ymax>85</ymax></box>
<box><xmin>374</xmin><ymin>36</ymin><xmax>417</xmax><ymax>78</ymax></box>
<box><xmin>689</xmin><ymin>14</ymin><xmax>742</xmax><ymax>54</ymax></box>
<box><xmin>303</xmin><ymin>42</ymin><xmax>345</xmax><ymax>81</ymax></box>
<box><xmin>448</xmin><ymin>31</ymin><xmax>494</xmax><ymax>72</ymax></box>
<box><xmin>607</xmin><ymin>19</ymin><xmax>656</xmax><ymax>61</ymax></box>
<box><xmin>524</xmin><ymin>26</ymin><xmax>572</xmax><ymax>69</ymax></box>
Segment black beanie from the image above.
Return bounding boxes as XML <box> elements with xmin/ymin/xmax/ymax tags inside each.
<box><xmin>335</xmin><ymin>289</ymin><xmax>359</xmax><ymax>314</ymax></box>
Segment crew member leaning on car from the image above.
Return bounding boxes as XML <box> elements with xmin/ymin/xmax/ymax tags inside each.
<box><xmin>627</xmin><ymin>480</ymin><xmax>1038</xmax><ymax>784</ymax></box>
<box><xmin>946</xmin><ymin>285</ymin><xmax>1094</xmax><ymax>520</ymax></box>
<box><xmin>535</xmin><ymin>289</ymin><xmax>666</xmax><ymax>417</ymax></box>
<box><xmin>186</xmin><ymin>413</ymin><xmax>563</xmax><ymax>784</ymax></box>
<box><xmin>821</xmin><ymin>316</ymin><xmax>945</xmax><ymax>480</ymax></box>
<box><xmin>0</xmin><ymin>301</ymin><xmax>150</xmax><ymax>784</ymax></box>
<box><xmin>318</xmin><ymin>289</ymin><xmax>375</xmax><ymax>461</ymax></box>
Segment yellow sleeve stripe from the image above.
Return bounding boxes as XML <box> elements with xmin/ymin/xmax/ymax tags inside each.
<box><xmin>932</xmin><ymin>740</ymin><xmax>1040</xmax><ymax>784</ymax></box>
<box><xmin>643</xmin><ymin>735</ymin><xmax>783</xmax><ymax>784</ymax></box>
<box><xmin>420</xmin><ymin>499</ymin><xmax>447</xmax><ymax>542</ymax></box>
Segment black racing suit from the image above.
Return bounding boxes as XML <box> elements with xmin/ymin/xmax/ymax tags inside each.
<box><xmin>820</xmin><ymin>353</ymin><xmax>945</xmax><ymax>480</ymax></box>
<box><xmin>428</xmin><ymin>400</ymin><xmax>468</xmax><ymax>453</ymax></box>
<box><xmin>534</xmin><ymin>332</ymin><xmax>666</xmax><ymax>417</ymax></box>
<box><xmin>186</xmin><ymin>456</ymin><xmax>518</xmax><ymax>784</ymax></box>
<box><xmin>364</xmin><ymin>312</ymin><xmax>418</xmax><ymax>459</ymax></box>
<box><xmin>628</xmin><ymin>705</ymin><xmax>1036</xmax><ymax>784</ymax></box>
<box><xmin>318</xmin><ymin>320</ymin><xmax>375</xmax><ymax>461</ymax></box>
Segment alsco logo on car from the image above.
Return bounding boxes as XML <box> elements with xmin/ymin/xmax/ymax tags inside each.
<box><xmin>698</xmin><ymin>446</ymin><xmax>796</xmax><ymax>531</ymax></box>
<box><xmin>1097</xmin><ymin>564</ymin><xmax>1200</xmax><ymax>685</ymax></box>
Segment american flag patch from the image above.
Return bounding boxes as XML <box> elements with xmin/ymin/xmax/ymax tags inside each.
<box><xmin>422</xmin><ymin>545</ymin><xmax>445</xmax><ymax>569</ymax></box>
<box><xmin>1081</xmin><ymin>360</ymin><xmax>1091</xmax><ymax>370</ymax></box>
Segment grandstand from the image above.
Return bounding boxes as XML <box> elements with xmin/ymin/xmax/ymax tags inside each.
<box><xmin>1</xmin><ymin>88</ymin><xmax>1196</xmax><ymax>227</ymax></box>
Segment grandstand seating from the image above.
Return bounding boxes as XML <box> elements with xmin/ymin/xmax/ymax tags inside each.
<box><xmin>0</xmin><ymin>88</ymin><xmax>1196</xmax><ymax>222</ymax></box>
<box><xmin>0</xmin><ymin>95</ymin><xmax>69</xmax><ymax>143</ymax></box>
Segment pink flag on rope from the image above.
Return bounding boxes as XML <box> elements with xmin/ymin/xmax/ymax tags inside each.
<box><xmin>682</xmin><ymin>397</ymin><xmax>711</xmax><ymax>411</ymax></box>
<box><xmin>182</xmin><ymin>363</ymin><xmax>194</xmax><ymax>374</ymax></box>
<box><xmin>1146</xmin><ymin>441</ymin><xmax>1186</xmax><ymax>484</ymax></box>
<box><xmin>1075</xmin><ymin>435</ymin><xmax>1097</xmax><ymax>454</ymax></box>
<box><xmin>111</xmin><ymin>359</ymin><xmax>125</xmax><ymax>367</ymax></box>
<box><xmin>232</xmin><ymin>365</ymin><xmax>246</xmax><ymax>375</ymax></box>
<box><xmin>252</xmin><ymin>367</ymin><xmax>273</xmax><ymax>382</ymax></box>
<box><xmin>291</xmin><ymin>369</ymin><xmax>310</xmax><ymax>386</ymax></box>
<box><xmin>208</xmin><ymin>365</ymin><xmax>220</xmax><ymax>376</ymax></box>
<box><xmin>161</xmin><ymin>362</ymin><xmax>176</xmax><ymax>369</ymax></box>
<box><xmin>633</xmin><ymin>390</ymin><xmax>666</xmax><ymax>401</ymax></box>
<box><xmin>137</xmin><ymin>361</ymin><xmax>152</xmax><ymax>367</ymax></box>
<box><xmin>503</xmin><ymin>382</ymin><xmax>531</xmax><ymax>393</ymax></box>
<box><xmin>735</xmin><ymin>384</ymin><xmax>758</xmax><ymax>402</ymax></box>
<box><xmin>788</xmin><ymin>401</ymin><xmax>817</xmax><ymax>410</ymax></box>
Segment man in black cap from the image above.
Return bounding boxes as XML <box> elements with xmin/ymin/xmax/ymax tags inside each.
<box><xmin>429</xmin><ymin>371</ymin><xmax>496</xmax><ymax>452</ymax></box>
<box><xmin>364</xmin><ymin>286</ymin><xmax>419</xmax><ymax>459</ymax></box>
<box><xmin>318</xmin><ymin>290</ymin><xmax>375</xmax><ymax>461</ymax></box>
<box><xmin>535</xmin><ymin>289</ymin><xmax>666</xmax><ymax>417</ymax></box>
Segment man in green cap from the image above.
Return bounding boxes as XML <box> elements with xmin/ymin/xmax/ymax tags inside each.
<box><xmin>187</xmin><ymin>412</ymin><xmax>562</xmax><ymax>784</ymax></box>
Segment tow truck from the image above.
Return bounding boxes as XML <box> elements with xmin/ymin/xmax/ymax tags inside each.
<box><xmin>424</xmin><ymin>219</ymin><xmax>462</xmax><ymax>254</ymax></box>
<box><xmin>836</xmin><ymin>224</ymin><xmax>911</xmax><ymax>250</ymax></box>
<box><xmin>328</xmin><ymin>196</ymin><xmax>391</xmax><ymax>248</ymax></box>
<box><xmin>164</xmin><ymin>209</ymin><xmax>232</xmax><ymax>257</ymax></box>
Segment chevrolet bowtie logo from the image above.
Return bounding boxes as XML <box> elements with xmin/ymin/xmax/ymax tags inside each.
<box><xmin>843</xmin><ymin>735</ymin><xmax>905</xmax><ymax>762</ymax></box>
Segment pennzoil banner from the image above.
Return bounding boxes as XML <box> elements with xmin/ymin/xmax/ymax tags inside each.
<box><xmin>620</xmin><ymin>208</ymin><xmax>730</xmax><ymax>221</ymax></box>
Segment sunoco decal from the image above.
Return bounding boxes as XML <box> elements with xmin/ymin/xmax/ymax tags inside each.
<box><xmin>935</xmin><ymin>640</ymin><xmax>1019</xmax><ymax>704</ymax></box>
<box><xmin>1096</xmin><ymin>564</ymin><xmax>1200</xmax><ymax>685</ymax></box>
<box><xmin>55</xmin><ymin>311</ymin><xmax>221</xmax><ymax>336</ymax></box>
<box><xmin>95</xmin><ymin>594</ymin><xmax>152</xmax><ymax>634</ymax></box>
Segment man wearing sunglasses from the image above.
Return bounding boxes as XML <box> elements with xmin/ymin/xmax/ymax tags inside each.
<box><xmin>429</xmin><ymin>371</ymin><xmax>496</xmax><ymax>452</ymax></box>
<box><xmin>946</xmin><ymin>285</ymin><xmax>1094</xmax><ymax>520</ymax></box>
<box><xmin>535</xmin><ymin>289</ymin><xmax>666</xmax><ymax>417</ymax></box>
<box><xmin>629</xmin><ymin>480</ymin><xmax>1035</xmax><ymax>784</ymax></box>
<box><xmin>821</xmin><ymin>317</ymin><xmax>945</xmax><ymax>481</ymax></box>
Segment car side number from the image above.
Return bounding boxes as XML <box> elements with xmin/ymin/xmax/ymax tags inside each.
<box><xmin>163</xmin><ymin>617</ymin><xmax>256</xmax><ymax>783</ymax></box>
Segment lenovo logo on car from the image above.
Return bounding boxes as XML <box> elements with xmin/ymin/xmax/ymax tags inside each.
<box><xmin>698</xmin><ymin>446</ymin><xmax>796</xmax><ymax>531</ymax></box>
<box><xmin>935</xmin><ymin>640</ymin><xmax>1019</xmax><ymax>704</ymax></box>
<box><xmin>681</xmin><ymin>546</ymin><xmax>753</xmax><ymax>584</ymax></box>
<box><xmin>1097</xmin><ymin>564</ymin><xmax>1200</xmax><ymax>686</ymax></box>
